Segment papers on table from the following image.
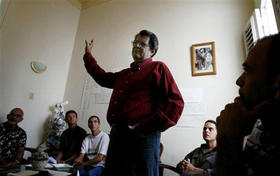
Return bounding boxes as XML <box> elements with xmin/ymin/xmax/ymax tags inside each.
<box><xmin>52</xmin><ymin>163</ymin><xmax>73</xmax><ymax>172</ymax></box>
<box><xmin>7</xmin><ymin>170</ymin><xmax>37</xmax><ymax>176</ymax></box>
<box><xmin>24</xmin><ymin>163</ymin><xmax>73</xmax><ymax>172</ymax></box>
<box><xmin>7</xmin><ymin>169</ymin><xmax>71</xmax><ymax>176</ymax></box>
<box><xmin>48</xmin><ymin>156</ymin><xmax>57</xmax><ymax>164</ymax></box>
<box><xmin>24</xmin><ymin>163</ymin><xmax>72</xmax><ymax>169</ymax></box>
<box><xmin>8</xmin><ymin>163</ymin><xmax>73</xmax><ymax>176</ymax></box>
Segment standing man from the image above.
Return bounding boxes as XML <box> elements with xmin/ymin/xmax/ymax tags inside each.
<box><xmin>0</xmin><ymin>108</ymin><xmax>26</xmax><ymax>168</ymax></box>
<box><xmin>176</xmin><ymin>120</ymin><xmax>217</xmax><ymax>176</ymax></box>
<box><xmin>56</xmin><ymin>110</ymin><xmax>87</xmax><ymax>164</ymax></box>
<box><xmin>83</xmin><ymin>30</ymin><xmax>184</xmax><ymax>176</ymax></box>
<box><xmin>216</xmin><ymin>33</ymin><xmax>280</xmax><ymax>176</ymax></box>
<box><xmin>74</xmin><ymin>115</ymin><xmax>109</xmax><ymax>176</ymax></box>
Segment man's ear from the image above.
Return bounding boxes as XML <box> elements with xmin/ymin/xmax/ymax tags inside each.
<box><xmin>150</xmin><ymin>49</ymin><xmax>156</xmax><ymax>56</ymax></box>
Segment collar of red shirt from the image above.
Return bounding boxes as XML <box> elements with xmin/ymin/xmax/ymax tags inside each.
<box><xmin>130</xmin><ymin>58</ymin><xmax>152</xmax><ymax>71</ymax></box>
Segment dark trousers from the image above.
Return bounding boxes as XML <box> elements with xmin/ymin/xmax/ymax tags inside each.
<box><xmin>103</xmin><ymin>125</ymin><xmax>160</xmax><ymax>176</ymax></box>
<box><xmin>79</xmin><ymin>166</ymin><xmax>104</xmax><ymax>176</ymax></box>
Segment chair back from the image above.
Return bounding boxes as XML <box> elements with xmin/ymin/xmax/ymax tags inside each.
<box><xmin>159</xmin><ymin>142</ymin><xmax>180</xmax><ymax>176</ymax></box>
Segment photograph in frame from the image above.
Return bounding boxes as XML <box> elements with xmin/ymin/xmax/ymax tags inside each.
<box><xmin>191</xmin><ymin>41</ymin><xmax>216</xmax><ymax>76</ymax></box>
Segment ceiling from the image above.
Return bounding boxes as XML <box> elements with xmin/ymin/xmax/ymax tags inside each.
<box><xmin>67</xmin><ymin>0</ymin><xmax>111</xmax><ymax>10</ymax></box>
<box><xmin>68</xmin><ymin>0</ymin><xmax>255</xmax><ymax>10</ymax></box>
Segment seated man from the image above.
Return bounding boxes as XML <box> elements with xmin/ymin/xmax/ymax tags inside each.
<box><xmin>74</xmin><ymin>115</ymin><xmax>110</xmax><ymax>176</ymax></box>
<box><xmin>55</xmin><ymin>110</ymin><xmax>87</xmax><ymax>164</ymax></box>
<box><xmin>176</xmin><ymin>120</ymin><xmax>217</xmax><ymax>176</ymax></box>
<box><xmin>215</xmin><ymin>33</ymin><xmax>280</xmax><ymax>176</ymax></box>
<box><xmin>0</xmin><ymin>108</ymin><xmax>26</xmax><ymax>168</ymax></box>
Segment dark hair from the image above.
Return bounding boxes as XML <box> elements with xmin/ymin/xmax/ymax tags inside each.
<box><xmin>88</xmin><ymin>115</ymin><xmax>100</xmax><ymax>124</ymax></box>
<box><xmin>135</xmin><ymin>30</ymin><xmax>159</xmax><ymax>57</ymax></box>
<box><xmin>258</xmin><ymin>33</ymin><xmax>280</xmax><ymax>81</ymax></box>
<box><xmin>10</xmin><ymin>108</ymin><xmax>24</xmax><ymax>115</ymax></box>
<box><xmin>65</xmin><ymin>110</ymin><xmax>78</xmax><ymax>118</ymax></box>
<box><xmin>205</xmin><ymin>120</ymin><xmax>216</xmax><ymax>127</ymax></box>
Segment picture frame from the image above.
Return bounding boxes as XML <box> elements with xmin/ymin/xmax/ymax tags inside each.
<box><xmin>191</xmin><ymin>41</ymin><xmax>216</xmax><ymax>76</ymax></box>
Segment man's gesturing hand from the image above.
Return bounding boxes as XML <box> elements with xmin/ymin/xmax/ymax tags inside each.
<box><xmin>85</xmin><ymin>39</ymin><xmax>94</xmax><ymax>53</ymax></box>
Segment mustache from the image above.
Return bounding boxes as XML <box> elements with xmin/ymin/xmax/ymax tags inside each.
<box><xmin>8</xmin><ymin>121</ymin><xmax>17</xmax><ymax>125</ymax></box>
<box><xmin>238</xmin><ymin>89</ymin><xmax>243</xmax><ymax>99</ymax></box>
<box><xmin>239</xmin><ymin>89</ymin><xmax>254</xmax><ymax>109</ymax></box>
<box><xmin>239</xmin><ymin>89</ymin><xmax>249</xmax><ymax>105</ymax></box>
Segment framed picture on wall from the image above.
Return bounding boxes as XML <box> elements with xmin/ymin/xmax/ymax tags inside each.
<box><xmin>191</xmin><ymin>41</ymin><xmax>216</xmax><ymax>76</ymax></box>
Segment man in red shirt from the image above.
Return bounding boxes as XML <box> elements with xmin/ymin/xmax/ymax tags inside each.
<box><xmin>83</xmin><ymin>29</ymin><xmax>184</xmax><ymax>176</ymax></box>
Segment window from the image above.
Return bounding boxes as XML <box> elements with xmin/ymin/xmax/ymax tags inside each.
<box><xmin>260</xmin><ymin>0</ymin><xmax>278</xmax><ymax>35</ymax></box>
<box><xmin>243</xmin><ymin>0</ymin><xmax>278</xmax><ymax>55</ymax></box>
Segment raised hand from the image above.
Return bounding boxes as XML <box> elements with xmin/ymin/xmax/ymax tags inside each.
<box><xmin>85</xmin><ymin>39</ymin><xmax>94</xmax><ymax>53</ymax></box>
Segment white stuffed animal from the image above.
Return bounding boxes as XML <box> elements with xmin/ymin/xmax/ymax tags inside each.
<box><xmin>38</xmin><ymin>101</ymin><xmax>68</xmax><ymax>151</ymax></box>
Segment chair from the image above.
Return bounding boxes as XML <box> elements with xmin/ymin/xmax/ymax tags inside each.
<box><xmin>159</xmin><ymin>143</ymin><xmax>180</xmax><ymax>176</ymax></box>
<box><xmin>159</xmin><ymin>163</ymin><xmax>180</xmax><ymax>176</ymax></box>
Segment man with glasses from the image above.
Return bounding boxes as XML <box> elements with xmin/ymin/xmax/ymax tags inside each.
<box><xmin>0</xmin><ymin>108</ymin><xmax>26</xmax><ymax>168</ymax></box>
<box><xmin>83</xmin><ymin>30</ymin><xmax>184</xmax><ymax>176</ymax></box>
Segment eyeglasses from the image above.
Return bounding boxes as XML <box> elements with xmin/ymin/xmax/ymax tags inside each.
<box><xmin>8</xmin><ymin>113</ymin><xmax>22</xmax><ymax>118</ymax></box>
<box><xmin>131</xmin><ymin>41</ymin><xmax>149</xmax><ymax>48</ymax></box>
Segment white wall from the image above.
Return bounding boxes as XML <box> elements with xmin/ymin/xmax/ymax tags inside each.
<box><xmin>64</xmin><ymin>0</ymin><xmax>254</xmax><ymax>175</ymax></box>
<box><xmin>0</xmin><ymin>0</ymin><xmax>80</xmax><ymax>148</ymax></box>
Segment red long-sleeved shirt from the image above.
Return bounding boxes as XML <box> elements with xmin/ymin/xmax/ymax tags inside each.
<box><xmin>84</xmin><ymin>52</ymin><xmax>184</xmax><ymax>132</ymax></box>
